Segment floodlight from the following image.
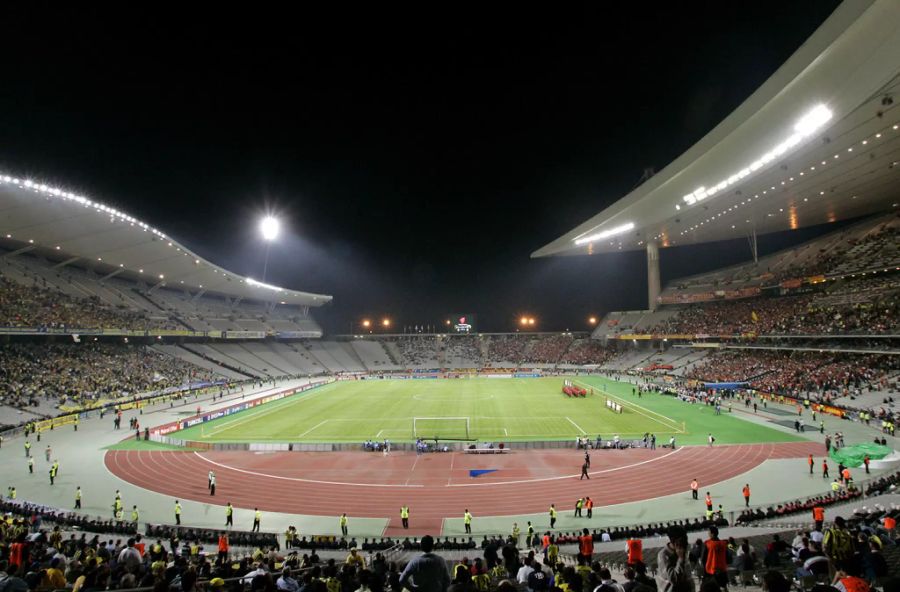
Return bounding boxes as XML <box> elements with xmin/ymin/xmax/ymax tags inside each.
<box><xmin>362</xmin><ymin>319</ymin><xmax>371</xmax><ymax>328</ymax></box>
<box><xmin>259</xmin><ymin>216</ymin><xmax>280</xmax><ymax>241</ymax></box>
<box><xmin>382</xmin><ymin>318</ymin><xmax>391</xmax><ymax>327</ymax></box>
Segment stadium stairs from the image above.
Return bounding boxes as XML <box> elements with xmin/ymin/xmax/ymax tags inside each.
<box><xmin>177</xmin><ymin>344</ymin><xmax>260</xmax><ymax>379</ymax></box>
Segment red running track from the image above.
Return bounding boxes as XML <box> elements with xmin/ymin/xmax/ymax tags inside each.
<box><xmin>105</xmin><ymin>442</ymin><xmax>821</xmax><ymax>535</ymax></box>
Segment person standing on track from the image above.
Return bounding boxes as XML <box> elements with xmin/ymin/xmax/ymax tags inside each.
<box><xmin>549</xmin><ymin>504</ymin><xmax>557</xmax><ymax>529</ymax></box>
<box><xmin>75</xmin><ymin>486</ymin><xmax>82</xmax><ymax>509</ymax></box>
<box><xmin>809</xmin><ymin>454</ymin><xmax>814</xmax><ymax>475</ymax></box>
<box><xmin>581</xmin><ymin>461</ymin><xmax>590</xmax><ymax>480</ymax></box>
<box><xmin>464</xmin><ymin>510</ymin><xmax>472</xmax><ymax>534</ymax></box>
<box><xmin>574</xmin><ymin>498</ymin><xmax>583</xmax><ymax>517</ymax></box>
<box><xmin>584</xmin><ymin>450</ymin><xmax>590</xmax><ymax>469</ymax></box>
<box><xmin>208</xmin><ymin>471</ymin><xmax>214</xmax><ymax>491</ymax></box>
<box><xmin>340</xmin><ymin>513</ymin><xmax>349</xmax><ymax>536</ymax></box>
<box><xmin>691</xmin><ymin>479</ymin><xmax>699</xmax><ymax>500</ymax></box>
<box><xmin>823</xmin><ymin>459</ymin><xmax>830</xmax><ymax>479</ymax></box>
<box><xmin>28</xmin><ymin>457</ymin><xmax>34</xmax><ymax>474</ymax></box>
<box><xmin>225</xmin><ymin>503</ymin><xmax>234</xmax><ymax>526</ymax></box>
<box><xmin>401</xmin><ymin>505</ymin><xmax>410</xmax><ymax>529</ymax></box>
<box><xmin>864</xmin><ymin>455</ymin><xmax>870</xmax><ymax>474</ymax></box>
<box><xmin>705</xmin><ymin>492</ymin><xmax>713</xmax><ymax>514</ymax></box>
<box><xmin>742</xmin><ymin>484</ymin><xmax>751</xmax><ymax>507</ymax></box>
<box><xmin>585</xmin><ymin>497</ymin><xmax>593</xmax><ymax>519</ymax></box>
<box><xmin>252</xmin><ymin>508</ymin><xmax>261</xmax><ymax>532</ymax></box>
<box><xmin>209</xmin><ymin>474</ymin><xmax>216</xmax><ymax>496</ymax></box>
<box><xmin>174</xmin><ymin>500</ymin><xmax>182</xmax><ymax>525</ymax></box>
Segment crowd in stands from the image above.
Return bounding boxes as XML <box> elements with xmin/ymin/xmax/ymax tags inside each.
<box><xmin>686</xmin><ymin>351</ymin><xmax>899</xmax><ymax>404</ymax></box>
<box><xmin>0</xmin><ymin>343</ymin><xmax>215</xmax><ymax>411</ymax></box>
<box><xmin>522</xmin><ymin>335</ymin><xmax>573</xmax><ymax>365</ymax></box>
<box><xmin>652</xmin><ymin>279</ymin><xmax>899</xmax><ymax>337</ymax></box>
<box><xmin>443</xmin><ymin>336</ymin><xmax>482</xmax><ymax>366</ymax></box>
<box><xmin>391</xmin><ymin>337</ymin><xmax>439</xmax><ymax>368</ymax></box>
<box><xmin>560</xmin><ymin>340</ymin><xmax>617</xmax><ymax>366</ymax></box>
<box><xmin>0</xmin><ymin>275</ymin><xmax>178</xmax><ymax>332</ymax></box>
<box><xmin>485</xmin><ymin>336</ymin><xmax>527</xmax><ymax>366</ymax></box>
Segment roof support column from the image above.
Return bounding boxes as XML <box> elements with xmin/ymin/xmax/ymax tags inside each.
<box><xmin>647</xmin><ymin>241</ymin><xmax>661</xmax><ymax>311</ymax></box>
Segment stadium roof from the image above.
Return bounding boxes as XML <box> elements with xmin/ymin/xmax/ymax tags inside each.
<box><xmin>0</xmin><ymin>175</ymin><xmax>332</xmax><ymax>306</ymax></box>
<box><xmin>533</xmin><ymin>0</ymin><xmax>900</xmax><ymax>258</ymax></box>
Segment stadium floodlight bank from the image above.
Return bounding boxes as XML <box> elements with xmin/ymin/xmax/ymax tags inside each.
<box><xmin>413</xmin><ymin>417</ymin><xmax>472</xmax><ymax>441</ymax></box>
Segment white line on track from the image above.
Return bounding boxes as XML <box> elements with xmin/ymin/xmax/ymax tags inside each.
<box><xmin>447</xmin><ymin>446</ymin><xmax>684</xmax><ymax>487</ymax></box>
<box><xmin>566</xmin><ymin>416</ymin><xmax>587</xmax><ymax>435</ymax></box>
<box><xmin>193</xmin><ymin>452</ymin><xmax>425</xmax><ymax>488</ymax></box>
<box><xmin>297</xmin><ymin>420</ymin><xmax>329</xmax><ymax>438</ymax></box>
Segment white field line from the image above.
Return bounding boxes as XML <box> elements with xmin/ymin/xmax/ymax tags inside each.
<box><xmin>204</xmin><ymin>385</ymin><xmax>334</xmax><ymax>435</ymax></box>
<box><xmin>449</xmin><ymin>446</ymin><xmax>684</xmax><ymax>487</ymax></box>
<box><xmin>573</xmin><ymin>379</ymin><xmax>684</xmax><ymax>433</ymax></box>
<box><xmin>375</xmin><ymin>429</ymin><xmax>384</xmax><ymax>438</ymax></box>
<box><xmin>297</xmin><ymin>420</ymin><xmax>329</xmax><ymax>438</ymax></box>
<box><xmin>566</xmin><ymin>416</ymin><xmax>587</xmax><ymax>435</ymax></box>
<box><xmin>194</xmin><ymin>452</ymin><xmax>424</xmax><ymax>488</ymax></box>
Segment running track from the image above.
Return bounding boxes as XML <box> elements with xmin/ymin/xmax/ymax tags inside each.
<box><xmin>105</xmin><ymin>441</ymin><xmax>821</xmax><ymax>535</ymax></box>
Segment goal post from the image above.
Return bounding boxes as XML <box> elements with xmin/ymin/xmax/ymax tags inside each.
<box><xmin>413</xmin><ymin>417</ymin><xmax>471</xmax><ymax>440</ymax></box>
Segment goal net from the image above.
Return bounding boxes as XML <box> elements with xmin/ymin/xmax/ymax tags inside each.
<box><xmin>413</xmin><ymin>417</ymin><xmax>471</xmax><ymax>440</ymax></box>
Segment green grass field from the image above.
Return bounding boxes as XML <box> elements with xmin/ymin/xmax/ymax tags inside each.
<box><xmin>174</xmin><ymin>376</ymin><xmax>806</xmax><ymax>446</ymax></box>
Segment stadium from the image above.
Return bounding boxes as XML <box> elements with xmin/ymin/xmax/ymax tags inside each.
<box><xmin>1</xmin><ymin>3</ymin><xmax>900</xmax><ymax>592</ymax></box>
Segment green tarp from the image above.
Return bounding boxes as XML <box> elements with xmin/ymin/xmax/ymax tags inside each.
<box><xmin>829</xmin><ymin>442</ymin><xmax>892</xmax><ymax>468</ymax></box>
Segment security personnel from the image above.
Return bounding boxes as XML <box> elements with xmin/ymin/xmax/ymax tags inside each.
<box><xmin>585</xmin><ymin>497</ymin><xmax>594</xmax><ymax>519</ymax></box>
<box><xmin>705</xmin><ymin>492</ymin><xmax>713</xmax><ymax>512</ymax></box>
<box><xmin>463</xmin><ymin>510</ymin><xmax>472</xmax><ymax>534</ymax></box>
<box><xmin>527</xmin><ymin>521</ymin><xmax>535</xmax><ymax>547</ymax></box>
<box><xmin>49</xmin><ymin>464</ymin><xmax>58</xmax><ymax>485</ymax></box>
<box><xmin>340</xmin><ymin>513</ymin><xmax>349</xmax><ymax>536</ymax></box>
<box><xmin>28</xmin><ymin>457</ymin><xmax>34</xmax><ymax>474</ymax></box>
<box><xmin>174</xmin><ymin>500</ymin><xmax>182</xmax><ymax>525</ymax></box>
<box><xmin>75</xmin><ymin>486</ymin><xmax>82</xmax><ymax>509</ymax></box>
<box><xmin>511</xmin><ymin>522</ymin><xmax>521</xmax><ymax>542</ymax></box>
<box><xmin>225</xmin><ymin>502</ymin><xmax>234</xmax><ymax>527</ymax></box>
<box><xmin>690</xmin><ymin>479</ymin><xmax>699</xmax><ymax>500</ymax></box>
<box><xmin>400</xmin><ymin>505</ymin><xmax>410</xmax><ymax>529</ymax></box>
<box><xmin>132</xmin><ymin>505</ymin><xmax>140</xmax><ymax>524</ymax></box>
<box><xmin>549</xmin><ymin>504</ymin><xmax>557</xmax><ymax>528</ymax></box>
<box><xmin>24</xmin><ymin>440</ymin><xmax>31</xmax><ymax>458</ymax></box>
<box><xmin>252</xmin><ymin>508</ymin><xmax>262</xmax><ymax>532</ymax></box>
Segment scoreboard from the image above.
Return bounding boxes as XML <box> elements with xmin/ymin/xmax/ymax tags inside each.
<box><xmin>448</xmin><ymin>313</ymin><xmax>477</xmax><ymax>333</ymax></box>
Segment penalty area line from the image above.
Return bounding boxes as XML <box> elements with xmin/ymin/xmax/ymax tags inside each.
<box><xmin>297</xmin><ymin>419</ymin><xmax>329</xmax><ymax>438</ymax></box>
<box><xmin>566</xmin><ymin>416</ymin><xmax>587</xmax><ymax>435</ymax></box>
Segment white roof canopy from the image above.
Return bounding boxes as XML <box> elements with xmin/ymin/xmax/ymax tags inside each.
<box><xmin>534</xmin><ymin>0</ymin><xmax>900</xmax><ymax>257</ymax></box>
<box><xmin>0</xmin><ymin>175</ymin><xmax>332</xmax><ymax>306</ymax></box>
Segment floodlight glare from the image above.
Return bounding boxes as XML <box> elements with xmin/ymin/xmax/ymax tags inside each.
<box><xmin>259</xmin><ymin>216</ymin><xmax>280</xmax><ymax>241</ymax></box>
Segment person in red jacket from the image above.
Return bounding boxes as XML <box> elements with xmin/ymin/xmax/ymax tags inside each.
<box><xmin>701</xmin><ymin>525</ymin><xmax>728</xmax><ymax>587</ymax></box>
<box><xmin>578</xmin><ymin>528</ymin><xmax>594</xmax><ymax>563</ymax></box>
<box><xmin>626</xmin><ymin>535</ymin><xmax>643</xmax><ymax>566</ymax></box>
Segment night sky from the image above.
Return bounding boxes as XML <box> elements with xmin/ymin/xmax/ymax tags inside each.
<box><xmin>1</xmin><ymin>2</ymin><xmax>843</xmax><ymax>333</ymax></box>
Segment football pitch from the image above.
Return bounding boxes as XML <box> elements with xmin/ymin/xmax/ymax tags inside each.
<box><xmin>175</xmin><ymin>376</ymin><xmax>806</xmax><ymax>446</ymax></box>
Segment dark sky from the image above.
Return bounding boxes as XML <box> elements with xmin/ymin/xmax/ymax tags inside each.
<box><xmin>0</xmin><ymin>2</ymin><xmax>843</xmax><ymax>333</ymax></box>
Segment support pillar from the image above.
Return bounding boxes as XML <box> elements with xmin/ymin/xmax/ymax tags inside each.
<box><xmin>647</xmin><ymin>241</ymin><xmax>660</xmax><ymax>311</ymax></box>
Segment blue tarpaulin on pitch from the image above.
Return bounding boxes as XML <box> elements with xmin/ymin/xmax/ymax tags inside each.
<box><xmin>703</xmin><ymin>382</ymin><xmax>749</xmax><ymax>390</ymax></box>
<box><xmin>469</xmin><ymin>469</ymin><xmax>498</xmax><ymax>478</ymax></box>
